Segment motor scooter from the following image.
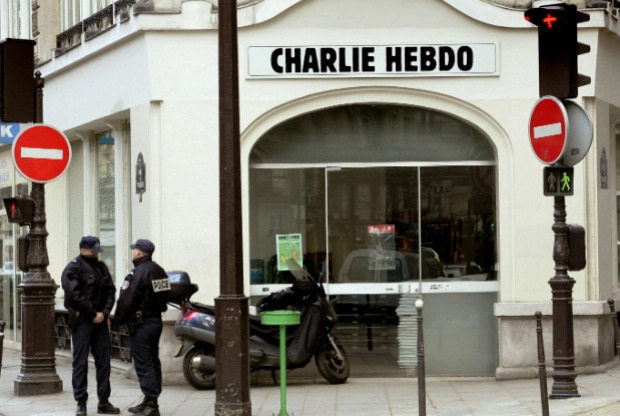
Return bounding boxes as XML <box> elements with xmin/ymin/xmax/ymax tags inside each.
<box><xmin>167</xmin><ymin>259</ymin><xmax>350</xmax><ymax>390</ymax></box>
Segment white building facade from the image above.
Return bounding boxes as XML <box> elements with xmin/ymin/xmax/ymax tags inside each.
<box><xmin>2</xmin><ymin>0</ymin><xmax>620</xmax><ymax>380</ymax></box>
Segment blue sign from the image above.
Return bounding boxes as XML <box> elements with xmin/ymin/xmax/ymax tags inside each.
<box><xmin>0</xmin><ymin>122</ymin><xmax>20</xmax><ymax>144</ymax></box>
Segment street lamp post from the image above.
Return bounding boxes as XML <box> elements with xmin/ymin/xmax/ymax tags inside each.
<box><xmin>214</xmin><ymin>1</ymin><xmax>252</xmax><ymax>415</ymax></box>
<box><xmin>14</xmin><ymin>72</ymin><xmax>63</xmax><ymax>396</ymax></box>
<box><xmin>549</xmin><ymin>195</ymin><xmax>579</xmax><ymax>398</ymax></box>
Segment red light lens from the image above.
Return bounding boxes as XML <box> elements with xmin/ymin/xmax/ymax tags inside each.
<box><xmin>543</xmin><ymin>13</ymin><xmax>557</xmax><ymax>28</ymax></box>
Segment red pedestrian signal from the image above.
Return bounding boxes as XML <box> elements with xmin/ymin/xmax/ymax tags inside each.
<box><xmin>525</xmin><ymin>4</ymin><xmax>590</xmax><ymax>99</ymax></box>
<box><xmin>3</xmin><ymin>197</ymin><xmax>34</xmax><ymax>225</ymax></box>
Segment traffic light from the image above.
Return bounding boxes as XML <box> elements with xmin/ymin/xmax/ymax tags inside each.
<box><xmin>524</xmin><ymin>4</ymin><xmax>590</xmax><ymax>99</ymax></box>
<box><xmin>0</xmin><ymin>38</ymin><xmax>36</xmax><ymax>122</ymax></box>
<box><xmin>3</xmin><ymin>197</ymin><xmax>34</xmax><ymax>226</ymax></box>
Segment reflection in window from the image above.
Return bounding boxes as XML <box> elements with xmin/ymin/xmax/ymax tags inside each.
<box><xmin>420</xmin><ymin>166</ymin><xmax>496</xmax><ymax>280</ymax></box>
<box><xmin>0</xmin><ymin>180</ymin><xmax>28</xmax><ymax>344</ymax></box>
<box><xmin>252</xmin><ymin>104</ymin><xmax>494</xmax><ymax>164</ymax></box>
<box><xmin>61</xmin><ymin>0</ymin><xmax>114</xmax><ymax>31</ymax></box>
<box><xmin>97</xmin><ymin>133</ymin><xmax>115</xmax><ymax>278</ymax></box>
<box><xmin>616</xmin><ymin>126</ymin><xmax>620</xmax><ymax>282</ymax></box>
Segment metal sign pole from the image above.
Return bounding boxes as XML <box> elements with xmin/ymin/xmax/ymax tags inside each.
<box><xmin>548</xmin><ymin>195</ymin><xmax>579</xmax><ymax>398</ymax></box>
<box><xmin>14</xmin><ymin>71</ymin><xmax>63</xmax><ymax>396</ymax></box>
<box><xmin>214</xmin><ymin>1</ymin><xmax>251</xmax><ymax>415</ymax></box>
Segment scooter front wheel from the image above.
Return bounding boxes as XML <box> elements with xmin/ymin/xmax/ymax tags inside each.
<box><xmin>183</xmin><ymin>346</ymin><xmax>216</xmax><ymax>390</ymax></box>
<box><xmin>315</xmin><ymin>344</ymin><xmax>350</xmax><ymax>384</ymax></box>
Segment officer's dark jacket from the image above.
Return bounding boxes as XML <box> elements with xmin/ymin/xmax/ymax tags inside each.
<box><xmin>61</xmin><ymin>255</ymin><xmax>116</xmax><ymax>321</ymax></box>
<box><xmin>114</xmin><ymin>255</ymin><xmax>169</xmax><ymax>325</ymax></box>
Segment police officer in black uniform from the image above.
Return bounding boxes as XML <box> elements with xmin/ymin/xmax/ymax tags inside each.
<box><xmin>61</xmin><ymin>236</ymin><xmax>120</xmax><ymax>416</ymax></box>
<box><xmin>114</xmin><ymin>239</ymin><xmax>169</xmax><ymax>416</ymax></box>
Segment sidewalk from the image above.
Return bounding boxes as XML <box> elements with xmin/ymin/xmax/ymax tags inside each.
<box><xmin>2</xmin><ymin>348</ymin><xmax>620</xmax><ymax>415</ymax></box>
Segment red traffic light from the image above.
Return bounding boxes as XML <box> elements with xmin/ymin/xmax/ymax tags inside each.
<box><xmin>524</xmin><ymin>4</ymin><xmax>590</xmax><ymax>98</ymax></box>
<box><xmin>525</xmin><ymin>6</ymin><xmax>566</xmax><ymax>29</ymax></box>
<box><xmin>542</xmin><ymin>13</ymin><xmax>557</xmax><ymax>28</ymax></box>
<box><xmin>524</xmin><ymin>6</ymin><xmax>567</xmax><ymax>29</ymax></box>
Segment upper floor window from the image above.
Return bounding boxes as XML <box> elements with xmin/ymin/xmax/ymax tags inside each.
<box><xmin>61</xmin><ymin>0</ymin><xmax>113</xmax><ymax>31</ymax></box>
<box><xmin>0</xmin><ymin>0</ymin><xmax>30</xmax><ymax>39</ymax></box>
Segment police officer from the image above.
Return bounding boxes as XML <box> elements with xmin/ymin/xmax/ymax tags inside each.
<box><xmin>114</xmin><ymin>239</ymin><xmax>169</xmax><ymax>416</ymax></box>
<box><xmin>61</xmin><ymin>236</ymin><xmax>120</xmax><ymax>416</ymax></box>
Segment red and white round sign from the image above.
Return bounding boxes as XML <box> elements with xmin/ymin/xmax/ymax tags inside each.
<box><xmin>12</xmin><ymin>124</ymin><xmax>72</xmax><ymax>183</ymax></box>
<box><xmin>529</xmin><ymin>96</ymin><xmax>568</xmax><ymax>165</ymax></box>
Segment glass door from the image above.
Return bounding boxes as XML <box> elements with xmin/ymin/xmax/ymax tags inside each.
<box><xmin>325</xmin><ymin>167</ymin><xmax>422</xmax><ymax>373</ymax></box>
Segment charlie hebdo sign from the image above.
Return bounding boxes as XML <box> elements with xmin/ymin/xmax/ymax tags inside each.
<box><xmin>247</xmin><ymin>43</ymin><xmax>498</xmax><ymax>78</ymax></box>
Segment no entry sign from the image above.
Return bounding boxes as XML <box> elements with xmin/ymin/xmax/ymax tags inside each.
<box><xmin>529</xmin><ymin>96</ymin><xmax>568</xmax><ymax>165</ymax></box>
<box><xmin>12</xmin><ymin>124</ymin><xmax>71</xmax><ymax>183</ymax></box>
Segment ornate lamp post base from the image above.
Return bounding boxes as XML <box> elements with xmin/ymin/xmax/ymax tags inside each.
<box><xmin>14</xmin><ymin>280</ymin><xmax>62</xmax><ymax>396</ymax></box>
<box><xmin>14</xmin><ymin>179</ymin><xmax>63</xmax><ymax>396</ymax></box>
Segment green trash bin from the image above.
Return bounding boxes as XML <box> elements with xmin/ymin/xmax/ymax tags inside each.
<box><xmin>260</xmin><ymin>310</ymin><xmax>301</xmax><ymax>416</ymax></box>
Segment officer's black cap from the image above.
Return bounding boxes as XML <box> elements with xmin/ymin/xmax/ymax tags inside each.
<box><xmin>79</xmin><ymin>236</ymin><xmax>102</xmax><ymax>253</ymax></box>
<box><xmin>130</xmin><ymin>238</ymin><xmax>155</xmax><ymax>255</ymax></box>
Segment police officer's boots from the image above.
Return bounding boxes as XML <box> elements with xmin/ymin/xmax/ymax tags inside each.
<box><xmin>135</xmin><ymin>398</ymin><xmax>159</xmax><ymax>416</ymax></box>
<box><xmin>128</xmin><ymin>397</ymin><xmax>148</xmax><ymax>414</ymax></box>
<box><xmin>76</xmin><ymin>401</ymin><xmax>87</xmax><ymax>416</ymax></box>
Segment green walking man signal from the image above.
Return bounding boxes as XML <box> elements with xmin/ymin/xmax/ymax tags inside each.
<box><xmin>544</xmin><ymin>166</ymin><xmax>574</xmax><ymax>196</ymax></box>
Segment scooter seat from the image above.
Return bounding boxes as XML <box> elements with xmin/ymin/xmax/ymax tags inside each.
<box><xmin>249</xmin><ymin>314</ymin><xmax>279</xmax><ymax>341</ymax></box>
<box><xmin>189</xmin><ymin>301</ymin><xmax>215</xmax><ymax>315</ymax></box>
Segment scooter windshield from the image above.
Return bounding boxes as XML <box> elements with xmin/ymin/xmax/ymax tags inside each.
<box><xmin>284</xmin><ymin>257</ymin><xmax>313</xmax><ymax>282</ymax></box>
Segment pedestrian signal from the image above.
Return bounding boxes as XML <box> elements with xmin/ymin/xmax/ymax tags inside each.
<box><xmin>543</xmin><ymin>166</ymin><xmax>574</xmax><ymax>196</ymax></box>
<box><xmin>3</xmin><ymin>197</ymin><xmax>34</xmax><ymax>225</ymax></box>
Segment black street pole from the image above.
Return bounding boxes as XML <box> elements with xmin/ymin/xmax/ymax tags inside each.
<box><xmin>214</xmin><ymin>1</ymin><xmax>251</xmax><ymax>415</ymax></box>
<box><xmin>14</xmin><ymin>71</ymin><xmax>63</xmax><ymax>396</ymax></box>
<box><xmin>549</xmin><ymin>195</ymin><xmax>579</xmax><ymax>398</ymax></box>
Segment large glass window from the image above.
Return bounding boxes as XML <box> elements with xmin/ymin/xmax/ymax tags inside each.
<box><xmin>0</xmin><ymin>150</ymin><xmax>29</xmax><ymax>346</ymax></box>
<box><xmin>250</xmin><ymin>166</ymin><xmax>496</xmax><ymax>285</ymax></box>
<box><xmin>248</xmin><ymin>104</ymin><xmax>498</xmax><ymax>376</ymax></box>
<box><xmin>97</xmin><ymin>132</ymin><xmax>115</xmax><ymax>278</ymax></box>
<box><xmin>251</xmin><ymin>104</ymin><xmax>494</xmax><ymax>164</ymax></box>
<box><xmin>616</xmin><ymin>127</ymin><xmax>620</xmax><ymax>282</ymax></box>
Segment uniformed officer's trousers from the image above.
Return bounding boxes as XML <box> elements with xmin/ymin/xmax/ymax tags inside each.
<box><xmin>130</xmin><ymin>316</ymin><xmax>163</xmax><ymax>399</ymax></box>
<box><xmin>71</xmin><ymin>320</ymin><xmax>112</xmax><ymax>402</ymax></box>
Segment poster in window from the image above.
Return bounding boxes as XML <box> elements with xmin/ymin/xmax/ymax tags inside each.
<box><xmin>276</xmin><ymin>233</ymin><xmax>303</xmax><ymax>271</ymax></box>
<box><xmin>367</xmin><ymin>224</ymin><xmax>396</xmax><ymax>270</ymax></box>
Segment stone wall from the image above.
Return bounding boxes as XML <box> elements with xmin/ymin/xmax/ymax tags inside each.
<box><xmin>495</xmin><ymin>301</ymin><xmax>618</xmax><ymax>379</ymax></box>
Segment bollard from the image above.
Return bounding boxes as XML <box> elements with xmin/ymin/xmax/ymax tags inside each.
<box><xmin>0</xmin><ymin>320</ymin><xmax>5</xmax><ymax>378</ymax></box>
<box><xmin>261</xmin><ymin>310</ymin><xmax>301</xmax><ymax>416</ymax></box>
<box><xmin>535</xmin><ymin>312</ymin><xmax>550</xmax><ymax>416</ymax></box>
<box><xmin>607</xmin><ymin>299</ymin><xmax>620</xmax><ymax>353</ymax></box>
<box><xmin>416</xmin><ymin>299</ymin><xmax>426</xmax><ymax>416</ymax></box>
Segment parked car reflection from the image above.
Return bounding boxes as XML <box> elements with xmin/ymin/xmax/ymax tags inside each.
<box><xmin>336</xmin><ymin>248</ymin><xmax>445</xmax><ymax>283</ymax></box>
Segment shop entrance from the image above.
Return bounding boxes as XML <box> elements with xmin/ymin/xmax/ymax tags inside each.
<box><xmin>248</xmin><ymin>103</ymin><xmax>498</xmax><ymax>376</ymax></box>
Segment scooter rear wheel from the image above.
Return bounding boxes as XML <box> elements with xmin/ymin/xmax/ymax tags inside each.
<box><xmin>183</xmin><ymin>346</ymin><xmax>216</xmax><ymax>390</ymax></box>
<box><xmin>315</xmin><ymin>344</ymin><xmax>350</xmax><ymax>384</ymax></box>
